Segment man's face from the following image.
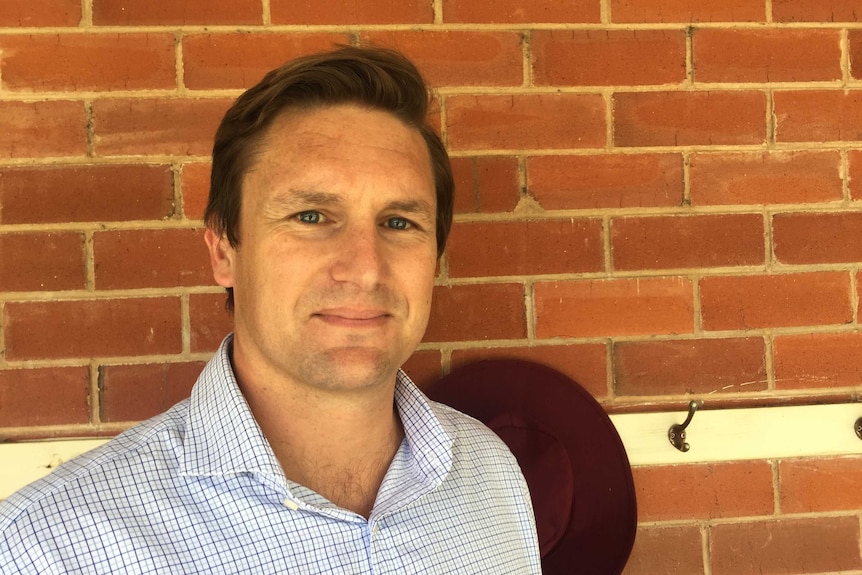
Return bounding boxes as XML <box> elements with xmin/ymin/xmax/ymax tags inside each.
<box><xmin>206</xmin><ymin>104</ymin><xmax>438</xmax><ymax>394</ymax></box>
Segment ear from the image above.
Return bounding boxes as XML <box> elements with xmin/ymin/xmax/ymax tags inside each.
<box><xmin>205</xmin><ymin>228</ymin><xmax>236</xmax><ymax>288</ymax></box>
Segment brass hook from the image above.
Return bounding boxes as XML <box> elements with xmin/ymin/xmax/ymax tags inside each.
<box><xmin>668</xmin><ymin>400</ymin><xmax>702</xmax><ymax>452</ymax></box>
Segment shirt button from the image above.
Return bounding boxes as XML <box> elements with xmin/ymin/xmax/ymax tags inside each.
<box><xmin>283</xmin><ymin>498</ymin><xmax>299</xmax><ymax>510</ymax></box>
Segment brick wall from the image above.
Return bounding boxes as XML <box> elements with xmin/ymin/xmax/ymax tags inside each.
<box><xmin>1</xmin><ymin>0</ymin><xmax>861</xmax><ymax>572</ymax></box>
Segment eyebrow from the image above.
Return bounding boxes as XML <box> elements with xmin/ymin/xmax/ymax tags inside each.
<box><xmin>269</xmin><ymin>189</ymin><xmax>343</xmax><ymax>210</ymax></box>
<box><xmin>268</xmin><ymin>190</ymin><xmax>435</xmax><ymax>219</ymax></box>
<box><xmin>385</xmin><ymin>199</ymin><xmax>435</xmax><ymax>219</ymax></box>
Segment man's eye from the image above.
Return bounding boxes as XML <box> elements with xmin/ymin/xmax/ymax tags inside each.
<box><xmin>386</xmin><ymin>217</ymin><xmax>411</xmax><ymax>230</ymax></box>
<box><xmin>296</xmin><ymin>211</ymin><xmax>323</xmax><ymax>224</ymax></box>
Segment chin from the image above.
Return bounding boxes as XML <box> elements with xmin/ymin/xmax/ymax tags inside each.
<box><xmin>310</xmin><ymin>347</ymin><xmax>398</xmax><ymax>391</ymax></box>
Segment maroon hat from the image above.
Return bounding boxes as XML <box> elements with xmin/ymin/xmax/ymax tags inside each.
<box><xmin>425</xmin><ymin>359</ymin><xmax>637</xmax><ymax>575</ymax></box>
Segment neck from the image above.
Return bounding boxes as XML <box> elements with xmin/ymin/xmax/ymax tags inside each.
<box><xmin>231</xmin><ymin>349</ymin><xmax>404</xmax><ymax>518</ymax></box>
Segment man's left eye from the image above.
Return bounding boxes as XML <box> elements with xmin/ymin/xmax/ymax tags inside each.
<box><xmin>385</xmin><ymin>217</ymin><xmax>411</xmax><ymax>230</ymax></box>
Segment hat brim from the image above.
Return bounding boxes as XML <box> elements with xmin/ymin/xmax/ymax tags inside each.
<box><xmin>425</xmin><ymin>359</ymin><xmax>637</xmax><ymax>575</ymax></box>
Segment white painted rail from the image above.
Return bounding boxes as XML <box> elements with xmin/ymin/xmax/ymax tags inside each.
<box><xmin>1</xmin><ymin>403</ymin><xmax>860</xmax><ymax>500</ymax></box>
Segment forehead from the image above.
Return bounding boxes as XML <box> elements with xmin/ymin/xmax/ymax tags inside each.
<box><xmin>248</xmin><ymin>104</ymin><xmax>433</xmax><ymax>185</ymax></box>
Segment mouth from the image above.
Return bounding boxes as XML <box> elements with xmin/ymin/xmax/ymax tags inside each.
<box><xmin>312</xmin><ymin>308</ymin><xmax>392</xmax><ymax>327</ymax></box>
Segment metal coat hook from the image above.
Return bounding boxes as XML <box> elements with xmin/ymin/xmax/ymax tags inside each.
<box><xmin>669</xmin><ymin>400</ymin><xmax>703</xmax><ymax>452</ymax></box>
<box><xmin>855</xmin><ymin>417</ymin><xmax>862</xmax><ymax>440</ymax></box>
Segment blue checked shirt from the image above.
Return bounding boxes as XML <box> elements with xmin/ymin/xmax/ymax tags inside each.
<box><xmin>0</xmin><ymin>336</ymin><xmax>541</xmax><ymax>574</ymax></box>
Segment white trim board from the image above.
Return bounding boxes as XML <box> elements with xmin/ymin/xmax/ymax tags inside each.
<box><xmin>1</xmin><ymin>403</ymin><xmax>860</xmax><ymax>500</ymax></box>
<box><xmin>609</xmin><ymin>402</ymin><xmax>861</xmax><ymax>466</ymax></box>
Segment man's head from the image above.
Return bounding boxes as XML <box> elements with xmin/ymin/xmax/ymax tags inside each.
<box><xmin>203</xmin><ymin>46</ymin><xmax>451</xmax><ymax>393</ymax></box>
<box><xmin>204</xmin><ymin>46</ymin><xmax>454</xmax><ymax>311</ymax></box>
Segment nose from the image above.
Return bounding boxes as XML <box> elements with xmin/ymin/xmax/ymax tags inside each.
<box><xmin>329</xmin><ymin>223</ymin><xmax>386</xmax><ymax>288</ymax></box>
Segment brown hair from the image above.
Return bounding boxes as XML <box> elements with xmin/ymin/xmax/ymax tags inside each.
<box><xmin>204</xmin><ymin>46</ymin><xmax>454</xmax><ymax>310</ymax></box>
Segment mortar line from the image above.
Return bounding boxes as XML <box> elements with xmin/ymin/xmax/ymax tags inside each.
<box><xmin>84</xmin><ymin>230</ymin><xmax>96</xmax><ymax>291</ymax></box>
<box><xmin>772</xmin><ymin>459</ymin><xmax>782</xmax><ymax>515</ymax></box>
<box><xmin>89</xmin><ymin>360</ymin><xmax>102</xmax><ymax>425</ymax></box>
<box><xmin>0</xmin><ymin>302</ymin><xmax>6</xmax><ymax>369</ymax></box>
<box><xmin>521</xmin><ymin>29</ymin><xmax>533</xmax><ymax>87</ymax></box>
<box><xmin>841</xmin><ymin>28</ymin><xmax>851</xmax><ymax>87</ymax></box>
<box><xmin>175</xmin><ymin>32</ymin><xmax>186</xmax><ymax>94</ymax></box>
<box><xmin>524</xmin><ymin>280</ymin><xmax>536</xmax><ymax>341</ymax></box>
<box><xmin>181</xmin><ymin>293</ymin><xmax>191</xmax><ymax>355</ymax></box>
<box><xmin>766</xmin><ymin>89</ymin><xmax>776</xmax><ymax>146</ymax></box>
<box><xmin>81</xmin><ymin>0</ymin><xmax>93</xmax><ymax>27</ymax></box>
<box><xmin>84</xmin><ymin>100</ymin><xmax>95</xmax><ymax>158</ymax></box>
<box><xmin>686</xmin><ymin>26</ymin><xmax>694</xmax><ymax>86</ymax></box>
<box><xmin>701</xmin><ymin>522</ymin><xmax>713</xmax><ymax>575</ymax></box>
<box><xmin>432</xmin><ymin>0</ymin><xmax>443</xmax><ymax>25</ymax></box>
<box><xmin>682</xmin><ymin>151</ymin><xmax>692</xmax><ymax>207</ymax></box>
<box><xmin>261</xmin><ymin>0</ymin><xmax>272</xmax><ymax>26</ymax></box>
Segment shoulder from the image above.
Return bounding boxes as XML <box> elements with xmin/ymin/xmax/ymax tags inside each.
<box><xmin>0</xmin><ymin>400</ymin><xmax>189</xmax><ymax>532</ymax></box>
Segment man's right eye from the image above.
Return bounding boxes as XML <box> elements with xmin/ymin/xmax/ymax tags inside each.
<box><xmin>296</xmin><ymin>211</ymin><xmax>323</xmax><ymax>224</ymax></box>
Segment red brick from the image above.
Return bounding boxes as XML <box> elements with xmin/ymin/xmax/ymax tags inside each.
<box><xmin>451</xmin><ymin>343</ymin><xmax>609</xmax><ymax>399</ymax></box>
<box><xmin>689</xmin><ymin>151</ymin><xmax>842</xmax><ymax>206</ymax></box>
<box><xmin>614</xmin><ymin>91</ymin><xmax>766</xmax><ymax>147</ymax></box>
<box><xmin>272</xmin><ymin>0</ymin><xmax>432</xmax><ymax>24</ymax></box>
<box><xmin>0</xmin><ymin>367</ymin><xmax>90</xmax><ymax>427</ymax></box>
<box><xmin>424</xmin><ymin>284</ymin><xmax>526</xmax><ymax>342</ymax></box>
<box><xmin>189</xmin><ymin>292</ymin><xmax>234</xmax><ymax>352</ymax></box>
<box><xmin>0</xmin><ymin>233</ymin><xmax>85</xmax><ymax>292</ymax></box>
<box><xmin>183</xmin><ymin>33</ymin><xmax>348</xmax><ymax>90</ymax></box>
<box><xmin>401</xmin><ymin>350</ymin><xmax>442</xmax><ymax>390</ymax></box>
<box><xmin>774</xmin><ymin>332</ymin><xmax>862</xmax><ymax>389</ymax></box>
<box><xmin>849</xmin><ymin>150</ymin><xmax>862</xmax><ymax>200</ymax></box>
<box><xmin>623</xmin><ymin>525</ymin><xmax>704</xmax><ymax>575</ymax></box>
<box><xmin>612</xmin><ymin>214</ymin><xmax>764</xmax><ymax>270</ymax></box>
<box><xmin>849</xmin><ymin>31</ymin><xmax>862</xmax><ymax>78</ymax></box>
<box><xmin>634</xmin><ymin>461</ymin><xmax>774</xmax><ymax>521</ymax></box>
<box><xmin>775</xmin><ymin>212</ymin><xmax>862</xmax><ymax>264</ymax></box>
<box><xmin>710</xmin><ymin>517</ymin><xmax>862</xmax><ymax>575</ymax></box>
<box><xmin>100</xmin><ymin>361</ymin><xmax>203</xmax><ymax>422</ymax></box>
<box><xmin>535</xmin><ymin>277</ymin><xmax>694</xmax><ymax>338</ymax></box>
<box><xmin>93</xmin><ymin>98</ymin><xmax>230</xmax><ymax>156</ymax></box>
<box><xmin>773</xmin><ymin>0</ymin><xmax>862</xmax><ymax>22</ymax></box>
<box><xmin>0</xmin><ymin>101</ymin><xmax>85</xmax><ymax>158</ymax></box>
<box><xmin>780</xmin><ymin>457</ymin><xmax>862</xmax><ymax>513</ymax></box>
<box><xmin>693</xmin><ymin>29</ymin><xmax>840</xmax><ymax>83</ymax></box>
<box><xmin>0</xmin><ymin>0</ymin><xmax>81</xmax><ymax>26</ymax></box>
<box><xmin>611</xmin><ymin>0</ymin><xmax>765</xmax><ymax>23</ymax></box>
<box><xmin>181</xmin><ymin>162</ymin><xmax>210</xmax><ymax>220</ymax></box>
<box><xmin>443</xmin><ymin>0</ymin><xmax>598</xmax><ymax>23</ymax></box>
<box><xmin>774</xmin><ymin>90</ymin><xmax>862</xmax><ymax>142</ymax></box>
<box><xmin>0</xmin><ymin>34</ymin><xmax>176</xmax><ymax>92</ymax></box>
<box><xmin>615</xmin><ymin>338</ymin><xmax>766</xmax><ymax>396</ymax></box>
<box><xmin>4</xmin><ymin>298</ymin><xmax>182</xmax><ymax>360</ymax></box>
<box><xmin>0</xmin><ymin>165</ymin><xmax>174</xmax><ymax>224</ymax></box>
<box><xmin>360</xmin><ymin>31</ymin><xmax>523</xmax><ymax>88</ymax></box>
<box><xmin>450</xmin><ymin>156</ymin><xmax>520</xmax><ymax>213</ymax></box>
<box><xmin>93</xmin><ymin>0</ymin><xmax>261</xmax><ymax>25</ymax></box>
<box><xmin>528</xmin><ymin>153</ymin><xmax>683</xmax><ymax>210</ymax></box>
<box><xmin>447</xmin><ymin>219</ymin><xmax>603</xmax><ymax>278</ymax></box>
<box><xmin>700</xmin><ymin>272</ymin><xmax>852</xmax><ymax>331</ymax></box>
<box><xmin>446</xmin><ymin>94</ymin><xmax>606</xmax><ymax>151</ymax></box>
<box><xmin>94</xmin><ymin>228</ymin><xmax>211</xmax><ymax>289</ymax></box>
<box><xmin>533</xmin><ymin>30</ymin><xmax>686</xmax><ymax>86</ymax></box>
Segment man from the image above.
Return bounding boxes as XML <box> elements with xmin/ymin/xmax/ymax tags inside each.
<box><xmin>0</xmin><ymin>47</ymin><xmax>541</xmax><ymax>573</ymax></box>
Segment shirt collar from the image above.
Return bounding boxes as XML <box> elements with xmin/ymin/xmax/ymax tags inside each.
<box><xmin>393</xmin><ymin>369</ymin><xmax>453</xmax><ymax>490</ymax></box>
<box><xmin>179</xmin><ymin>334</ymin><xmax>454</xmax><ymax>497</ymax></box>
<box><xmin>180</xmin><ymin>334</ymin><xmax>286</xmax><ymax>481</ymax></box>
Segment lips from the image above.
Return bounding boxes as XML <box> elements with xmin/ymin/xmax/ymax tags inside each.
<box><xmin>312</xmin><ymin>308</ymin><xmax>392</xmax><ymax>327</ymax></box>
